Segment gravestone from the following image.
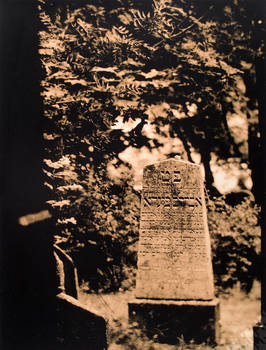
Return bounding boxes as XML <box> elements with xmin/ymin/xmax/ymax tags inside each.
<box><xmin>128</xmin><ymin>157</ymin><xmax>220</xmax><ymax>344</ymax></box>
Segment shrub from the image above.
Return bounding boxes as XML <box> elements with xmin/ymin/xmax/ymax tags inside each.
<box><xmin>48</xmin><ymin>161</ymin><xmax>140</xmax><ymax>292</ymax></box>
<box><xmin>207</xmin><ymin>194</ymin><xmax>261</xmax><ymax>294</ymax></box>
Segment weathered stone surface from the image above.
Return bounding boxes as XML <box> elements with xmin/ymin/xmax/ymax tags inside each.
<box><xmin>54</xmin><ymin>244</ymin><xmax>80</xmax><ymax>299</ymax></box>
<box><xmin>129</xmin><ymin>298</ymin><xmax>220</xmax><ymax>344</ymax></box>
<box><xmin>136</xmin><ymin>158</ymin><xmax>214</xmax><ymax>300</ymax></box>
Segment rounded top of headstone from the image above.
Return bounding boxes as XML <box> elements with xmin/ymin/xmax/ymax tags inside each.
<box><xmin>144</xmin><ymin>157</ymin><xmax>201</xmax><ymax>170</ymax></box>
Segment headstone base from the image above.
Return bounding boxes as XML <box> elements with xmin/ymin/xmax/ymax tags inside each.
<box><xmin>128</xmin><ymin>298</ymin><xmax>220</xmax><ymax>345</ymax></box>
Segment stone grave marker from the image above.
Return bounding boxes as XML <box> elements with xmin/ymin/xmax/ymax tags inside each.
<box><xmin>136</xmin><ymin>157</ymin><xmax>214</xmax><ymax>300</ymax></box>
<box><xmin>129</xmin><ymin>157</ymin><xmax>220</xmax><ymax>344</ymax></box>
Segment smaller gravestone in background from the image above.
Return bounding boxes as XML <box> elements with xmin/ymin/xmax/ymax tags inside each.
<box><xmin>53</xmin><ymin>245</ymin><xmax>108</xmax><ymax>350</ymax></box>
<box><xmin>128</xmin><ymin>157</ymin><xmax>220</xmax><ymax>344</ymax></box>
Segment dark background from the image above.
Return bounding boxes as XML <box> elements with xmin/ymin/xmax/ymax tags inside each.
<box><xmin>1</xmin><ymin>2</ymin><xmax>57</xmax><ymax>349</ymax></box>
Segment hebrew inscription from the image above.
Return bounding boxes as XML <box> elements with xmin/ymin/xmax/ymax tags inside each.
<box><xmin>136</xmin><ymin>158</ymin><xmax>215</xmax><ymax>300</ymax></box>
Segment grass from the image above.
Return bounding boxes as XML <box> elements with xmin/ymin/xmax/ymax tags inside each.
<box><xmin>79</xmin><ymin>281</ymin><xmax>260</xmax><ymax>350</ymax></box>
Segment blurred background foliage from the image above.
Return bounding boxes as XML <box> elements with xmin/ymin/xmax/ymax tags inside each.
<box><xmin>39</xmin><ymin>0</ymin><xmax>263</xmax><ymax>293</ymax></box>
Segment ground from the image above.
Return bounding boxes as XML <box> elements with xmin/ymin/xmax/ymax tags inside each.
<box><xmin>79</xmin><ymin>281</ymin><xmax>260</xmax><ymax>350</ymax></box>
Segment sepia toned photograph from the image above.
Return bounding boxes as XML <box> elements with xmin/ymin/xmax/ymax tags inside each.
<box><xmin>1</xmin><ymin>1</ymin><xmax>266</xmax><ymax>349</ymax></box>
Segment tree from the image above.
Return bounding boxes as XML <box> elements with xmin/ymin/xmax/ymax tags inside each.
<box><xmin>39</xmin><ymin>0</ymin><xmax>261</xmax><ymax>291</ymax></box>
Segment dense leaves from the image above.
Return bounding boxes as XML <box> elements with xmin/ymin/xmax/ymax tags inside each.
<box><xmin>208</xmin><ymin>195</ymin><xmax>260</xmax><ymax>293</ymax></box>
<box><xmin>39</xmin><ymin>0</ymin><xmax>262</xmax><ymax>292</ymax></box>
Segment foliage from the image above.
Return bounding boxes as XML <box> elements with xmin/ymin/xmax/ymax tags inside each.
<box><xmin>39</xmin><ymin>0</ymin><xmax>260</xmax><ymax>184</ymax></box>
<box><xmin>44</xmin><ymin>154</ymin><xmax>140</xmax><ymax>291</ymax></box>
<box><xmin>207</xmin><ymin>195</ymin><xmax>261</xmax><ymax>294</ymax></box>
<box><xmin>39</xmin><ymin>0</ymin><xmax>262</xmax><ymax>292</ymax></box>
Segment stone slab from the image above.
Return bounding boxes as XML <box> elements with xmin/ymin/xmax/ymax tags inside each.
<box><xmin>136</xmin><ymin>158</ymin><xmax>214</xmax><ymax>300</ymax></box>
<box><xmin>128</xmin><ymin>298</ymin><xmax>220</xmax><ymax>344</ymax></box>
<box><xmin>56</xmin><ymin>293</ymin><xmax>107</xmax><ymax>350</ymax></box>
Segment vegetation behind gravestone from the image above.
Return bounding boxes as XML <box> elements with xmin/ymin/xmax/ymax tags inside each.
<box><xmin>45</xmin><ymin>153</ymin><xmax>260</xmax><ymax>295</ymax></box>
<box><xmin>45</xmin><ymin>161</ymin><xmax>140</xmax><ymax>292</ymax></box>
<box><xmin>39</xmin><ymin>0</ymin><xmax>262</xmax><ymax>294</ymax></box>
<box><xmin>207</xmin><ymin>195</ymin><xmax>261</xmax><ymax>294</ymax></box>
<box><xmin>39</xmin><ymin>0</ymin><xmax>260</xmax><ymax>196</ymax></box>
